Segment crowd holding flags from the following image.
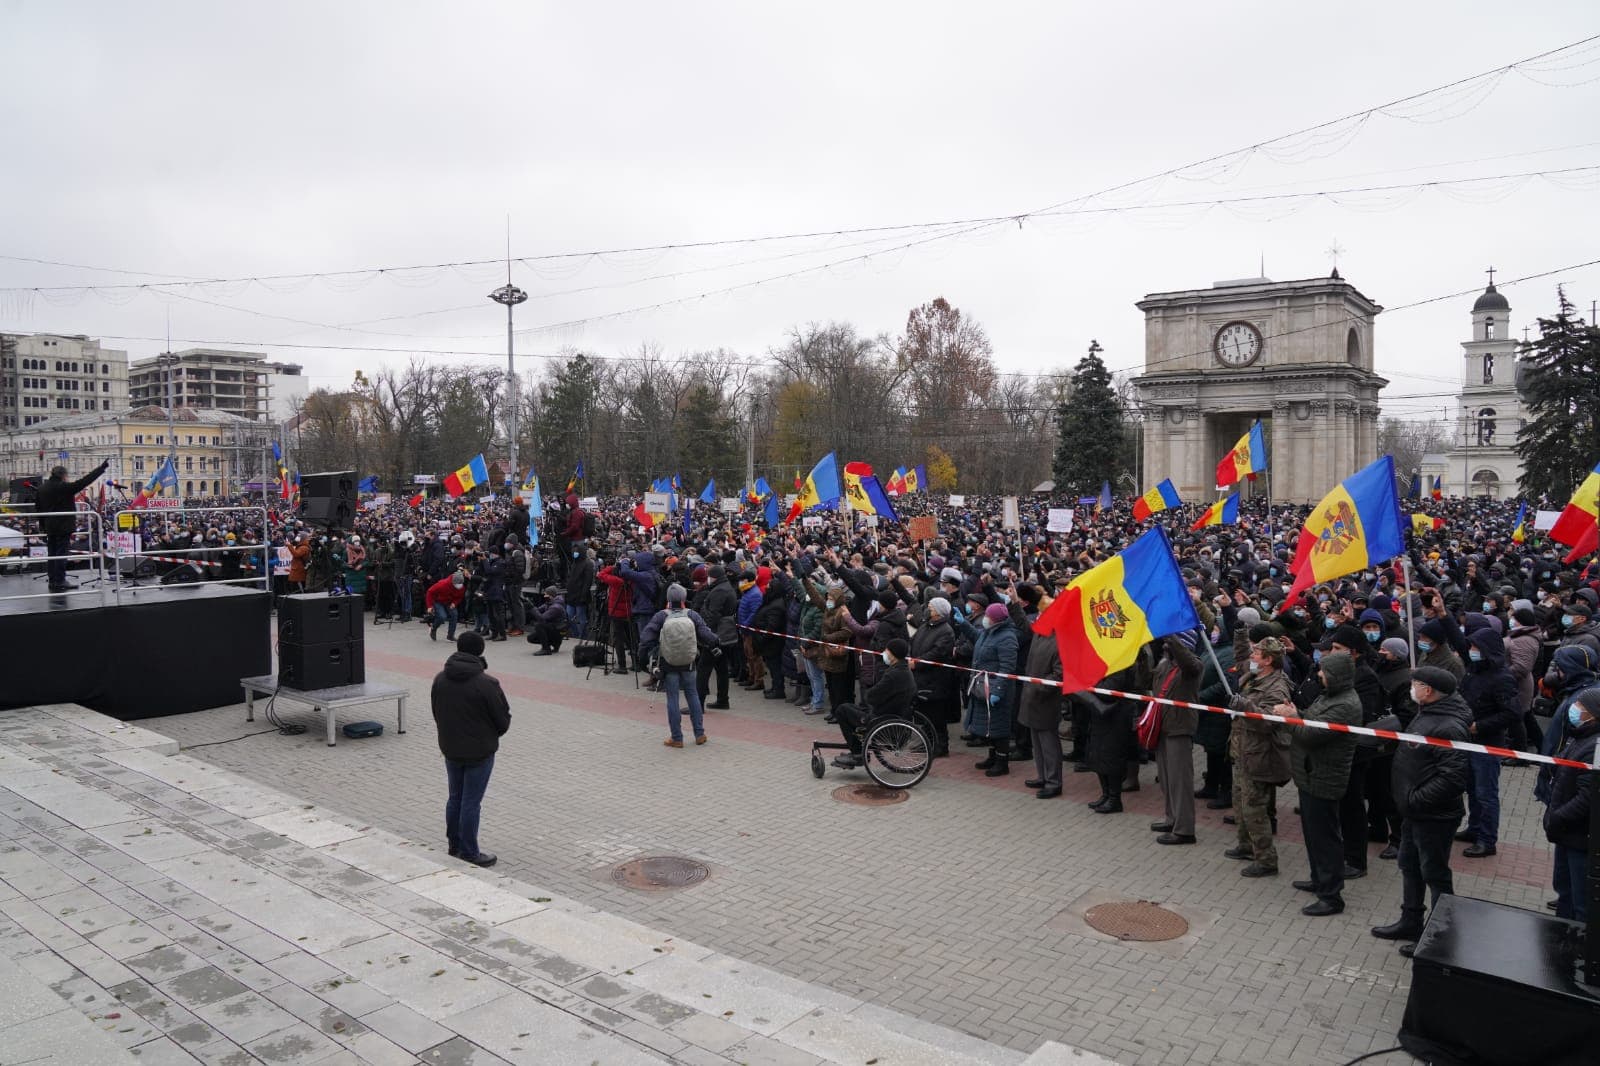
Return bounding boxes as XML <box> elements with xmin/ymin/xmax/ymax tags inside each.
<box><xmin>1131</xmin><ymin>478</ymin><xmax>1181</xmax><ymax>521</ymax></box>
<box><xmin>1548</xmin><ymin>458</ymin><xmax>1600</xmax><ymax>562</ymax></box>
<box><xmin>1189</xmin><ymin>493</ymin><xmax>1239</xmax><ymax>531</ymax></box>
<box><xmin>842</xmin><ymin>462</ymin><xmax>900</xmax><ymax>522</ymax></box>
<box><xmin>1431</xmin><ymin>475</ymin><xmax>1443</xmax><ymax>501</ymax></box>
<box><xmin>1282</xmin><ymin>455</ymin><xmax>1406</xmax><ymax>606</ymax></box>
<box><xmin>130</xmin><ymin>457</ymin><xmax>178</xmax><ymax>509</ymax></box>
<box><xmin>1215</xmin><ymin>421</ymin><xmax>1267</xmax><ymax>486</ymax></box>
<box><xmin>1511</xmin><ymin>500</ymin><xmax>1528</xmax><ymax>545</ymax></box>
<box><xmin>1411</xmin><ymin>513</ymin><xmax>1445</xmax><ymax>535</ymax></box>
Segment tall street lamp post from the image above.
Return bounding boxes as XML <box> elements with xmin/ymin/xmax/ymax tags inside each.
<box><xmin>489</xmin><ymin>282</ymin><xmax>528</xmax><ymax>488</ymax></box>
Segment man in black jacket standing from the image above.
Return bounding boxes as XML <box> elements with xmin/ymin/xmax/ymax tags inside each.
<box><xmin>34</xmin><ymin>460</ymin><xmax>108</xmax><ymax>592</ymax></box>
<box><xmin>695</xmin><ymin>564</ymin><xmax>739</xmax><ymax>709</ymax></box>
<box><xmin>430</xmin><ymin>631</ymin><xmax>511</xmax><ymax>868</ymax></box>
<box><xmin>1370</xmin><ymin>665</ymin><xmax>1470</xmax><ymax>954</ymax></box>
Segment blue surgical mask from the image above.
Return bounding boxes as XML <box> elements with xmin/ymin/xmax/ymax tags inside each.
<box><xmin>1469</xmin><ymin>650</ymin><xmax>1483</xmax><ymax>663</ymax></box>
<box><xmin>1259</xmin><ymin>600</ymin><xmax>1272</xmax><ymax>614</ymax></box>
<box><xmin>1417</xmin><ymin>640</ymin><xmax>1433</xmax><ymax>653</ymax></box>
<box><xmin>1569</xmin><ymin>704</ymin><xmax>1586</xmax><ymax>728</ymax></box>
<box><xmin>1483</xmin><ymin>602</ymin><xmax>1494</xmax><ymax>613</ymax></box>
<box><xmin>1324</xmin><ymin>618</ymin><xmax>1336</xmax><ymax>630</ymax></box>
<box><xmin>1563</xmin><ymin>615</ymin><xmax>1575</xmax><ymax>628</ymax></box>
<box><xmin>1365</xmin><ymin>630</ymin><xmax>1380</xmax><ymax>643</ymax></box>
<box><xmin>1312</xmin><ymin>649</ymin><xmax>1323</xmax><ymax>664</ymax></box>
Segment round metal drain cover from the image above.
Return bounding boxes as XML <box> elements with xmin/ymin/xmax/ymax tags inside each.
<box><xmin>832</xmin><ymin>783</ymin><xmax>909</xmax><ymax>807</ymax></box>
<box><xmin>1084</xmin><ymin>900</ymin><xmax>1188</xmax><ymax>942</ymax></box>
<box><xmin>610</xmin><ymin>856</ymin><xmax>710</xmax><ymax>890</ymax></box>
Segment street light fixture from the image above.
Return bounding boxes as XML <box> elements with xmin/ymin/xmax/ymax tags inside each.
<box><xmin>489</xmin><ymin>282</ymin><xmax>528</xmax><ymax>488</ymax></box>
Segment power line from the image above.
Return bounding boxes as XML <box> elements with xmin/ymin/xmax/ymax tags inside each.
<box><xmin>4</xmin><ymin>33</ymin><xmax>1597</xmax><ymax>301</ymax></box>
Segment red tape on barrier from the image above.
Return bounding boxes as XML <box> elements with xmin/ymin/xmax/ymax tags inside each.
<box><xmin>736</xmin><ymin>624</ymin><xmax>1599</xmax><ymax>771</ymax></box>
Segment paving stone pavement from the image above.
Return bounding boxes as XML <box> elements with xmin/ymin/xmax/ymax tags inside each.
<box><xmin>0</xmin><ymin>702</ymin><xmax>1091</xmax><ymax>1066</ymax></box>
<box><xmin>125</xmin><ymin>619</ymin><xmax>1564</xmax><ymax>1065</ymax></box>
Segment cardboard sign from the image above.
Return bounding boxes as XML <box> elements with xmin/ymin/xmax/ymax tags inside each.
<box><xmin>1046</xmin><ymin>507</ymin><xmax>1074</xmax><ymax>533</ymax></box>
<box><xmin>1535</xmin><ymin>509</ymin><xmax>1561</xmax><ymax>532</ymax></box>
<box><xmin>109</xmin><ymin>532</ymin><xmax>139</xmax><ymax>557</ymax></box>
<box><xmin>27</xmin><ymin>545</ymin><xmax>46</xmax><ymax>558</ymax></box>
<box><xmin>370</xmin><ymin>493</ymin><xmax>390</xmax><ymax>506</ymax></box>
<box><xmin>802</xmin><ymin>515</ymin><xmax>823</xmax><ymax>529</ymax></box>
<box><xmin>907</xmin><ymin>515</ymin><xmax>938</xmax><ymax>542</ymax></box>
<box><xmin>580</xmin><ymin>496</ymin><xmax>599</xmax><ymax>510</ymax></box>
<box><xmin>860</xmin><ymin>514</ymin><xmax>879</xmax><ymax>528</ymax></box>
<box><xmin>272</xmin><ymin>546</ymin><xmax>292</xmax><ymax>576</ymax></box>
<box><xmin>1002</xmin><ymin>496</ymin><xmax>1020</xmax><ymax>531</ymax></box>
<box><xmin>644</xmin><ymin>491</ymin><xmax>673</xmax><ymax>514</ymax></box>
<box><xmin>948</xmin><ymin>494</ymin><xmax>965</xmax><ymax>506</ymax></box>
<box><xmin>720</xmin><ymin>497</ymin><xmax>741</xmax><ymax>514</ymax></box>
<box><xmin>412</xmin><ymin>474</ymin><xmax>437</xmax><ymax>484</ymax></box>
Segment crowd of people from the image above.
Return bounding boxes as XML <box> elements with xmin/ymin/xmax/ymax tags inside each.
<box><xmin>29</xmin><ymin>480</ymin><xmax>1598</xmax><ymax>939</ymax></box>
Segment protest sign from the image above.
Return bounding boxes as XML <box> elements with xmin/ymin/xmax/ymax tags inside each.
<box><xmin>1046</xmin><ymin>508</ymin><xmax>1074</xmax><ymax>533</ymax></box>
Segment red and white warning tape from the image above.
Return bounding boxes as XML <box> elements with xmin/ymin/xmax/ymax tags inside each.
<box><xmin>737</xmin><ymin>624</ymin><xmax>1600</xmax><ymax>771</ymax></box>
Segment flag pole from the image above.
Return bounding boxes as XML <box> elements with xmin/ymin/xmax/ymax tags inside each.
<box><xmin>1401</xmin><ymin>556</ymin><xmax>1417</xmax><ymax>669</ymax></box>
<box><xmin>1201</xmin><ymin>629</ymin><xmax>1234</xmax><ymax>699</ymax></box>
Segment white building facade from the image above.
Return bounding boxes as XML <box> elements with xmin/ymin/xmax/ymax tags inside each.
<box><xmin>1434</xmin><ymin>279</ymin><xmax>1526</xmax><ymax>498</ymax></box>
<box><xmin>0</xmin><ymin>333</ymin><xmax>130</xmax><ymax>430</ymax></box>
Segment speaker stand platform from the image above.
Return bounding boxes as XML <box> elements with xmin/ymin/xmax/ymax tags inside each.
<box><xmin>1400</xmin><ymin>894</ymin><xmax>1600</xmax><ymax>1065</ymax></box>
<box><xmin>241</xmin><ymin>675</ymin><xmax>407</xmax><ymax>747</ymax></box>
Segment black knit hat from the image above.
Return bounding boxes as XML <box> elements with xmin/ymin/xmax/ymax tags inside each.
<box><xmin>885</xmin><ymin>638</ymin><xmax>910</xmax><ymax>661</ymax></box>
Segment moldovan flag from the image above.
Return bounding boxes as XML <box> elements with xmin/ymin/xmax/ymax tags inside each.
<box><xmin>1132</xmin><ymin>479</ymin><xmax>1182</xmax><ymax>521</ymax></box>
<box><xmin>1511</xmin><ymin>501</ymin><xmax>1528</xmax><ymax>545</ymax></box>
<box><xmin>909</xmin><ymin>464</ymin><xmax>927</xmax><ymax>493</ymax></box>
<box><xmin>443</xmin><ymin>454</ymin><xmax>488</xmax><ymax>498</ymax></box>
<box><xmin>1032</xmin><ymin>526</ymin><xmax>1200</xmax><ymax>692</ymax></box>
<box><xmin>1411</xmin><ymin>514</ymin><xmax>1445</xmax><ymax>535</ymax></box>
<box><xmin>885</xmin><ymin>467</ymin><xmax>907</xmax><ymax>496</ymax></box>
<box><xmin>1094</xmin><ymin>481</ymin><xmax>1112</xmax><ymax>516</ymax></box>
<box><xmin>1282</xmin><ymin>455</ymin><xmax>1407</xmax><ymax>606</ymax></box>
<box><xmin>843</xmin><ymin>462</ymin><xmax>900</xmax><ymax>522</ymax></box>
<box><xmin>1548</xmin><ymin>460</ymin><xmax>1600</xmax><ymax>562</ymax></box>
<box><xmin>797</xmin><ymin>452</ymin><xmax>842</xmax><ymax>511</ymax></box>
<box><xmin>1189</xmin><ymin>493</ymin><xmax>1240</xmax><ymax>531</ymax></box>
<box><xmin>1431</xmin><ymin>475</ymin><xmax>1443</xmax><ymax>501</ymax></box>
<box><xmin>408</xmin><ymin>492</ymin><xmax>424</xmax><ymax>508</ymax></box>
<box><xmin>1216</xmin><ymin>421</ymin><xmax>1267</xmax><ymax>486</ymax></box>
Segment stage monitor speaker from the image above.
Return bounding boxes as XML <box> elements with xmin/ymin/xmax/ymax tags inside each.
<box><xmin>278</xmin><ymin>637</ymin><xmax>365</xmax><ymax>690</ymax></box>
<box><xmin>7</xmin><ymin>477</ymin><xmax>37</xmax><ymax>504</ymax></box>
<box><xmin>278</xmin><ymin>593</ymin><xmax>361</xmax><ymax>644</ymax></box>
<box><xmin>299</xmin><ymin>470</ymin><xmax>357</xmax><ymax>530</ymax></box>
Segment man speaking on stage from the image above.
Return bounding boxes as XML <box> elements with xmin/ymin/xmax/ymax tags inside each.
<box><xmin>35</xmin><ymin>459</ymin><xmax>109</xmax><ymax>592</ymax></box>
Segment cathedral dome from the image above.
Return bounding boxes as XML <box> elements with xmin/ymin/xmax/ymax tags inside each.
<box><xmin>1472</xmin><ymin>283</ymin><xmax>1509</xmax><ymax>314</ymax></box>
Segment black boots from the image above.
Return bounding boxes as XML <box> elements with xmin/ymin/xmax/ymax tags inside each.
<box><xmin>1371</xmin><ymin>908</ymin><xmax>1425</xmax><ymax>941</ymax></box>
<box><xmin>1089</xmin><ymin>773</ymin><xmax>1123</xmax><ymax>812</ymax></box>
<box><xmin>975</xmin><ymin>746</ymin><xmax>1010</xmax><ymax>776</ymax></box>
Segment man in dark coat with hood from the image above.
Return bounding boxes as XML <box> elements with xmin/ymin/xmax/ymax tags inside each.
<box><xmin>430</xmin><ymin>631</ymin><xmax>511</xmax><ymax>868</ymax></box>
<box><xmin>1457</xmin><ymin>627</ymin><xmax>1518</xmax><ymax>858</ymax></box>
<box><xmin>1291</xmin><ymin>650</ymin><xmax>1361</xmax><ymax>916</ymax></box>
<box><xmin>1370</xmin><ymin>665</ymin><xmax>1470</xmax><ymax>953</ymax></box>
<box><xmin>34</xmin><ymin>459</ymin><xmax>108</xmax><ymax>591</ymax></box>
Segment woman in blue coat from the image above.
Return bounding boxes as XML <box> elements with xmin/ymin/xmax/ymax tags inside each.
<box><xmin>953</xmin><ymin>602</ymin><xmax>1020</xmax><ymax>776</ymax></box>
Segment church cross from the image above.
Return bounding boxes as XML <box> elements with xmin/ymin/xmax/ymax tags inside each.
<box><xmin>1485</xmin><ymin>266</ymin><xmax>1496</xmax><ymax>285</ymax></box>
<box><xmin>1326</xmin><ymin>239</ymin><xmax>1345</xmax><ymax>271</ymax></box>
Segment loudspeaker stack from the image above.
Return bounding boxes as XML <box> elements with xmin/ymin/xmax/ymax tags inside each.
<box><xmin>278</xmin><ymin>593</ymin><xmax>365</xmax><ymax>690</ymax></box>
<box><xmin>299</xmin><ymin>470</ymin><xmax>357</xmax><ymax>531</ymax></box>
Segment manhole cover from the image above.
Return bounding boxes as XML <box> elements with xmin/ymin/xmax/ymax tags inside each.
<box><xmin>832</xmin><ymin>783</ymin><xmax>909</xmax><ymax>807</ymax></box>
<box><xmin>1084</xmin><ymin>900</ymin><xmax>1189</xmax><ymax>942</ymax></box>
<box><xmin>610</xmin><ymin>856</ymin><xmax>710</xmax><ymax>890</ymax></box>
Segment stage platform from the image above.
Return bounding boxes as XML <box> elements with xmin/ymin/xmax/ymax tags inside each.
<box><xmin>0</xmin><ymin>575</ymin><xmax>271</xmax><ymax>720</ymax></box>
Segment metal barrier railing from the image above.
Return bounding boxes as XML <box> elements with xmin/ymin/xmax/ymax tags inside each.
<box><xmin>0</xmin><ymin>509</ymin><xmax>107</xmax><ymax>601</ymax></box>
<box><xmin>111</xmin><ymin>505</ymin><xmax>271</xmax><ymax>596</ymax></box>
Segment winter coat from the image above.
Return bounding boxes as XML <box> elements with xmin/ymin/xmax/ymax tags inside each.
<box><xmin>566</xmin><ymin>553</ymin><xmax>595</xmax><ymax>603</ymax></box>
<box><xmin>341</xmin><ymin>544</ymin><xmax>368</xmax><ymax>594</ymax></box>
<box><xmin>562</xmin><ymin>493</ymin><xmax>586</xmax><ymax>541</ymax></box>
<box><xmin>820</xmin><ymin>602</ymin><xmax>855</xmax><ymax>675</ymax></box>
<box><xmin>1151</xmin><ymin>634</ymin><xmax>1203</xmax><ymax>737</ymax></box>
<box><xmin>909</xmin><ymin>616</ymin><xmax>957</xmax><ymax>701</ymax></box>
<box><xmin>751</xmin><ymin>577</ymin><xmax>790</xmax><ymax>654</ymax></box>
<box><xmin>34</xmin><ymin>462</ymin><xmax>106</xmax><ymax>537</ymax></box>
<box><xmin>699</xmin><ymin>578</ymin><xmax>740</xmax><ymax>646</ymax></box>
<box><xmin>1230</xmin><ymin>665</ymin><xmax>1293</xmax><ymax>784</ymax></box>
<box><xmin>864</xmin><ymin>660</ymin><xmax>916</xmax><ymax>720</ymax></box>
<box><xmin>956</xmin><ymin>615</ymin><xmax>1019</xmax><ymax>738</ymax></box>
<box><xmin>1080</xmin><ymin>682</ymin><xmax>1137</xmax><ymax>776</ymax></box>
<box><xmin>480</xmin><ymin>556</ymin><xmax>506</xmax><ymax>603</ymax></box>
<box><xmin>1503</xmin><ymin>625</ymin><xmax>1541</xmax><ymax>714</ymax></box>
<box><xmin>1459</xmin><ymin>629</ymin><xmax>1519</xmax><ymax>747</ymax></box>
<box><xmin>1015</xmin><ymin>628</ymin><xmax>1064</xmax><ymax>732</ymax></box>
<box><xmin>1543</xmin><ymin>718</ymin><xmax>1599</xmax><ymax>851</ymax></box>
<box><xmin>638</xmin><ymin>607</ymin><xmax>717</xmax><ymax>666</ymax></box>
<box><xmin>1290</xmin><ymin>651</ymin><xmax>1361</xmax><ymax>800</ymax></box>
<box><xmin>1392</xmin><ymin>691</ymin><xmax>1471</xmax><ymax>823</ymax></box>
<box><xmin>621</xmin><ymin>551</ymin><xmax>659</xmax><ymax>616</ymax></box>
<box><xmin>1374</xmin><ymin>657</ymin><xmax>1416</xmax><ymax>726</ymax></box>
<box><xmin>797</xmin><ymin>580</ymin><xmax>826</xmax><ymax>660</ymax></box>
<box><xmin>595</xmin><ymin>566</ymin><xmax>633</xmax><ymax>620</ymax></box>
<box><xmin>288</xmin><ymin>542</ymin><xmax>310</xmax><ymax>584</ymax></box>
<box><xmin>1194</xmin><ymin>641</ymin><xmax>1235</xmax><ymax>755</ymax></box>
<box><xmin>430</xmin><ymin>651</ymin><xmax>511</xmax><ymax>762</ymax></box>
<box><xmin>424</xmin><ymin>576</ymin><xmax>465</xmax><ymax>611</ymax></box>
<box><xmin>841</xmin><ymin>613</ymin><xmax>882</xmax><ymax>688</ymax></box>
<box><xmin>737</xmin><ymin>585</ymin><xmax>764</xmax><ymax>627</ymax></box>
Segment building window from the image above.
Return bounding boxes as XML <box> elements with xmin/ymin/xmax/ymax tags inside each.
<box><xmin>1485</xmin><ymin>316</ymin><xmax>1496</xmax><ymax>340</ymax></box>
<box><xmin>101</xmin><ymin>364</ymin><xmax>109</xmax><ymax>375</ymax></box>
<box><xmin>134</xmin><ymin>434</ymin><xmax>144</xmax><ymax>444</ymax></box>
<box><xmin>184</xmin><ymin>457</ymin><xmax>193</xmax><ymax>473</ymax></box>
<box><xmin>1477</xmin><ymin>407</ymin><xmax>1496</xmax><ymax>445</ymax></box>
<box><xmin>102</xmin><ymin>382</ymin><xmax>109</xmax><ymax>392</ymax></box>
<box><xmin>1482</xmin><ymin>353</ymin><xmax>1494</xmax><ymax>384</ymax></box>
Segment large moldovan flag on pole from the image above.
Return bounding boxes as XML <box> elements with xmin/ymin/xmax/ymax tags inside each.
<box><xmin>1215</xmin><ymin>421</ymin><xmax>1267</xmax><ymax>486</ymax></box>
<box><xmin>1282</xmin><ymin>455</ymin><xmax>1406</xmax><ymax>605</ymax></box>
<box><xmin>1549</xmin><ymin>459</ymin><xmax>1600</xmax><ymax>562</ymax></box>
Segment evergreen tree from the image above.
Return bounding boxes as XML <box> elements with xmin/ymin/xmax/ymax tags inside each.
<box><xmin>1053</xmin><ymin>342</ymin><xmax>1124</xmax><ymax>495</ymax></box>
<box><xmin>1517</xmin><ymin>288</ymin><xmax>1600</xmax><ymax>499</ymax></box>
<box><xmin>675</xmin><ymin>383</ymin><xmax>740</xmax><ymax>485</ymax></box>
<box><xmin>533</xmin><ymin>355</ymin><xmax>598</xmax><ymax>486</ymax></box>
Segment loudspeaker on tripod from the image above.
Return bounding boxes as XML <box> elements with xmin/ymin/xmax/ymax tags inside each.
<box><xmin>299</xmin><ymin>470</ymin><xmax>357</xmax><ymax>530</ymax></box>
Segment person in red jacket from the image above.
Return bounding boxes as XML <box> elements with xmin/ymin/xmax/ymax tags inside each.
<box><xmin>596</xmin><ymin>559</ymin><xmax>635</xmax><ymax>674</ymax></box>
<box><xmin>426</xmin><ymin>570</ymin><xmax>466</xmax><ymax>642</ymax></box>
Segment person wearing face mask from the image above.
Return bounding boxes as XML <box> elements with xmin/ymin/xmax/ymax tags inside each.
<box><xmin>954</xmin><ymin>602</ymin><xmax>1020</xmax><ymax>777</ymax></box>
<box><xmin>909</xmin><ymin>596</ymin><xmax>958</xmax><ymax>756</ymax></box>
<box><xmin>1286</xmin><ymin>649</ymin><xmax>1361</xmax><ymax>916</ymax></box>
<box><xmin>829</xmin><ymin>638</ymin><xmax>914</xmax><ymax>769</ymax></box>
<box><xmin>1369</xmin><ymin>637</ymin><xmax>1415</xmax><ymax>858</ymax></box>
<box><xmin>819</xmin><ymin>580</ymin><xmax>857</xmax><ymax>719</ymax></box>
<box><xmin>1556</xmin><ymin>598</ymin><xmax>1600</xmax><ymax>660</ymax></box>
<box><xmin>1224</xmin><ymin>637</ymin><xmax>1294</xmax><ymax>878</ymax></box>
<box><xmin>694</xmin><ymin>564</ymin><xmax>738</xmax><ymax>709</ymax></box>
<box><xmin>1456</xmin><ymin>629</ymin><xmax>1518</xmax><ymax>859</ymax></box>
<box><xmin>564</xmin><ymin>544</ymin><xmax>595</xmax><ymax>641</ymax></box>
<box><xmin>1543</xmin><ymin>687</ymin><xmax>1599</xmax><ymax>921</ymax></box>
<box><xmin>1533</xmin><ymin>645</ymin><xmax>1599</xmax><ymax>816</ymax></box>
<box><xmin>1503</xmin><ymin>605</ymin><xmax>1543</xmax><ymax>751</ymax></box>
<box><xmin>1371</xmin><ymin>666</ymin><xmax>1470</xmax><ymax>954</ymax></box>
<box><xmin>1414</xmin><ymin>618</ymin><xmax>1464</xmax><ymax>680</ymax></box>
<box><xmin>431</xmin><ymin>631</ymin><xmax>511</xmax><ymax>869</ymax></box>
<box><xmin>1149</xmin><ymin>631</ymin><xmax>1204</xmax><ymax>844</ymax></box>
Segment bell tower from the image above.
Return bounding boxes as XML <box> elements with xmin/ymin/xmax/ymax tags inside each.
<box><xmin>1447</xmin><ymin>269</ymin><xmax>1523</xmax><ymax>497</ymax></box>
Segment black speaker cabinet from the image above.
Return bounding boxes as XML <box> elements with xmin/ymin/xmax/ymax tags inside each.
<box><xmin>278</xmin><ymin>638</ymin><xmax>365</xmax><ymax>690</ymax></box>
<box><xmin>299</xmin><ymin>470</ymin><xmax>357</xmax><ymax>530</ymax></box>
<box><xmin>7</xmin><ymin>477</ymin><xmax>37</xmax><ymax>504</ymax></box>
<box><xmin>278</xmin><ymin>594</ymin><xmax>361</xmax><ymax>644</ymax></box>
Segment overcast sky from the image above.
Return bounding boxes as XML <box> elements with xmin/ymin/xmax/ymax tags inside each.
<box><xmin>2</xmin><ymin>1</ymin><xmax>1597</xmax><ymax>428</ymax></box>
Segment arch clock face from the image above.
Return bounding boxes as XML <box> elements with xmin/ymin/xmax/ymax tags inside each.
<box><xmin>1214</xmin><ymin>321</ymin><xmax>1264</xmax><ymax>367</ymax></box>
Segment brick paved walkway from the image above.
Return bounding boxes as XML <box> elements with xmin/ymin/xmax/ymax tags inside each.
<box><xmin>140</xmin><ymin>620</ymin><xmax>1564</xmax><ymax>1066</ymax></box>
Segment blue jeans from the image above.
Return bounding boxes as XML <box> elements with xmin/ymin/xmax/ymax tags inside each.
<box><xmin>803</xmin><ymin>657</ymin><xmax>827</xmax><ymax>710</ymax></box>
<box><xmin>431</xmin><ymin>603</ymin><xmax>458</xmax><ymax>639</ymax></box>
<box><xmin>444</xmin><ymin>754</ymin><xmax>494</xmax><ymax>859</ymax></box>
<box><xmin>1553</xmin><ymin>845</ymin><xmax>1589</xmax><ymax>921</ymax></box>
<box><xmin>663</xmin><ymin>669</ymin><xmax>704</xmax><ymax>742</ymax></box>
<box><xmin>1466</xmin><ymin>751</ymin><xmax>1500</xmax><ymax>847</ymax></box>
<box><xmin>566</xmin><ymin>602</ymin><xmax>589</xmax><ymax>640</ymax></box>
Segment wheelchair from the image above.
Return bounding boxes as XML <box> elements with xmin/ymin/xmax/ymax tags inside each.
<box><xmin>809</xmin><ymin>693</ymin><xmax>938</xmax><ymax>790</ymax></box>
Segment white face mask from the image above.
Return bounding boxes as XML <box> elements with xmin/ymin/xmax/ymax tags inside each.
<box><xmin>1247</xmin><ymin>659</ymin><xmax>1260</xmax><ymax>674</ymax></box>
<box><xmin>981</xmin><ymin>616</ymin><xmax>995</xmax><ymax>629</ymax></box>
<box><xmin>1410</xmin><ymin>684</ymin><xmax>1426</xmax><ymax>705</ymax></box>
<box><xmin>880</xmin><ymin>651</ymin><xmax>892</xmax><ymax>665</ymax></box>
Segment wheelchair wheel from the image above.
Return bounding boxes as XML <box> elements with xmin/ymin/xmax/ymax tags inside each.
<box><xmin>863</xmin><ymin>719</ymin><xmax>931</xmax><ymax>789</ymax></box>
<box><xmin>810</xmin><ymin>752</ymin><xmax>826</xmax><ymax>779</ymax></box>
